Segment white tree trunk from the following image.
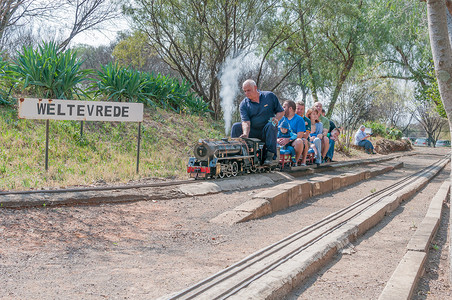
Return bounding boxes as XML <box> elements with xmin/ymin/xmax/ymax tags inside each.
<box><xmin>427</xmin><ymin>0</ymin><xmax>452</xmax><ymax>126</ymax></box>
<box><xmin>447</xmin><ymin>8</ymin><xmax>452</xmax><ymax>42</ymax></box>
<box><xmin>426</xmin><ymin>0</ymin><xmax>452</xmax><ymax>284</ymax></box>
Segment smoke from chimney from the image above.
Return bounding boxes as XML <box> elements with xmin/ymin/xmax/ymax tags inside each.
<box><xmin>219</xmin><ymin>54</ymin><xmax>244</xmax><ymax>135</ymax></box>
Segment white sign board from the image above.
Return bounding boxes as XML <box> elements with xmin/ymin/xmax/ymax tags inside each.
<box><xmin>18</xmin><ymin>98</ymin><xmax>144</xmax><ymax>122</ymax></box>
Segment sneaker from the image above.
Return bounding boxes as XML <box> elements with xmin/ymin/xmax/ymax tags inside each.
<box><xmin>300</xmin><ymin>163</ymin><xmax>307</xmax><ymax>166</ymax></box>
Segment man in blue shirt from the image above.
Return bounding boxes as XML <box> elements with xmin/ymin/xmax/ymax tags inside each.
<box><xmin>231</xmin><ymin>79</ymin><xmax>284</xmax><ymax>165</ymax></box>
<box><xmin>296</xmin><ymin>101</ymin><xmax>311</xmax><ymax>165</ymax></box>
<box><xmin>278</xmin><ymin>100</ymin><xmax>306</xmax><ymax>164</ymax></box>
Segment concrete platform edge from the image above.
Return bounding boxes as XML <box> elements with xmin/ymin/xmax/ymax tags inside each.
<box><xmin>378</xmin><ymin>180</ymin><xmax>450</xmax><ymax>300</ymax></box>
<box><xmin>211</xmin><ymin>162</ymin><xmax>403</xmax><ymax>225</ymax></box>
<box><xmin>228</xmin><ymin>158</ymin><xmax>448</xmax><ymax>299</ymax></box>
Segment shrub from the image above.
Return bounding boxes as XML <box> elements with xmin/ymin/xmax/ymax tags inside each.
<box><xmin>0</xmin><ymin>56</ymin><xmax>14</xmax><ymax>105</ymax></box>
<box><xmin>94</xmin><ymin>63</ymin><xmax>211</xmax><ymax>116</ymax></box>
<box><xmin>363</xmin><ymin>121</ymin><xmax>403</xmax><ymax>140</ymax></box>
<box><xmin>94</xmin><ymin>62</ymin><xmax>152</xmax><ymax>104</ymax></box>
<box><xmin>13</xmin><ymin>41</ymin><xmax>92</xmax><ymax>99</ymax></box>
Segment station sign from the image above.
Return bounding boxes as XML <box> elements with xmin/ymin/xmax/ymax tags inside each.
<box><xmin>18</xmin><ymin>98</ymin><xmax>143</xmax><ymax>122</ymax></box>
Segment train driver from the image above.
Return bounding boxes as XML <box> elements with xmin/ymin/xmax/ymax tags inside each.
<box><xmin>231</xmin><ymin>79</ymin><xmax>284</xmax><ymax>166</ymax></box>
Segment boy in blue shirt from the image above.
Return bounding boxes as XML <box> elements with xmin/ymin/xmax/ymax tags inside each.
<box><xmin>278</xmin><ymin>100</ymin><xmax>306</xmax><ymax>165</ymax></box>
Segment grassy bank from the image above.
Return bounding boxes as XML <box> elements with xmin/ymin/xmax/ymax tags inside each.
<box><xmin>0</xmin><ymin>106</ymin><xmax>224</xmax><ymax>191</ymax></box>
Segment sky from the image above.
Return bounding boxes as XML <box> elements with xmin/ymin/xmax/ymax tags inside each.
<box><xmin>69</xmin><ymin>18</ymin><xmax>130</xmax><ymax>47</ymax></box>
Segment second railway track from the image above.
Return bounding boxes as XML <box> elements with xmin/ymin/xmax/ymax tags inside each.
<box><xmin>165</xmin><ymin>154</ymin><xmax>450</xmax><ymax>300</ymax></box>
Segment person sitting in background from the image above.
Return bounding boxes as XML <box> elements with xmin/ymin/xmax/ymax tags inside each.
<box><xmin>277</xmin><ymin>119</ymin><xmax>296</xmax><ymax>160</ymax></box>
<box><xmin>354</xmin><ymin>125</ymin><xmax>375</xmax><ymax>154</ymax></box>
<box><xmin>306</xmin><ymin>107</ymin><xmax>323</xmax><ymax>164</ymax></box>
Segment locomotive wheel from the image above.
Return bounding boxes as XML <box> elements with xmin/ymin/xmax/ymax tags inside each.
<box><xmin>231</xmin><ymin>162</ymin><xmax>238</xmax><ymax>177</ymax></box>
<box><xmin>250</xmin><ymin>164</ymin><xmax>257</xmax><ymax>173</ymax></box>
<box><xmin>218</xmin><ymin>163</ymin><xmax>227</xmax><ymax>178</ymax></box>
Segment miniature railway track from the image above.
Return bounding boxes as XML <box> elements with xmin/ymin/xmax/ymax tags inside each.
<box><xmin>0</xmin><ymin>179</ymin><xmax>195</xmax><ymax>196</ymax></box>
<box><xmin>167</xmin><ymin>155</ymin><xmax>449</xmax><ymax>300</ymax></box>
<box><xmin>0</xmin><ymin>153</ymin><xmax>406</xmax><ymax>196</ymax></box>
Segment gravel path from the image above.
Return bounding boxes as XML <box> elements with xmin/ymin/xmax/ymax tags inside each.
<box><xmin>0</xmin><ymin>148</ymin><xmax>450</xmax><ymax>299</ymax></box>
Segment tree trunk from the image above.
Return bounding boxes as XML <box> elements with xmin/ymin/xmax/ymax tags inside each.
<box><xmin>327</xmin><ymin>56</ymin><xmax>355</xmax><ymax>118</ymax></box>
<box><xmin>427</xmin><ymin>0</ymin><xmax>452</xmax><ymax>131</ymax></box>
<box><xmin>426</xmin><ymin>0</ymin><xmax>452</xmax><ymax>284</ymax></box>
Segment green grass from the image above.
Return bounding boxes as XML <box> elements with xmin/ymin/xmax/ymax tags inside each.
<box><xmin>0</xmin><ymin>105</ymin><xmax>224</xmax><ymax>191</ymax></box>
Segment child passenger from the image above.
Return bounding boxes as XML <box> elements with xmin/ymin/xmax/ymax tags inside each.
<box><xmin>277</xmin><ymin>120</ymin><xmax>297</xmax><ymax>160</ymax></box>
<box><xmin>305</xmin><ymin>108</ymin><xmax>323</xmax><ymax>164</ymax></box>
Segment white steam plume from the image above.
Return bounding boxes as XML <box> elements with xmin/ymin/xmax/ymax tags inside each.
<box><xmin>219</xmin><ymin>52</ymin><xmax>261</xmax><ymax>135</ymax></box>
<box><xmin>219</xmin><ymin>54</ymin><xmax>245</xmax><ymax>136</ymax></box>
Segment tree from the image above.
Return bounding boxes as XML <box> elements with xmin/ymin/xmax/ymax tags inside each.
<box><xmin>0</xmin><ymin>1</ymin><xmax>62</xmax><ymax>51</ymax></box>
<box><xmin>280</xmin><ymin>0</ymin><xmax>374</xmax><ymax>118</ymax></box>
<box><xmin>425</xmin><ymin>0</ymin><xmax>452</xmax><ymax>135</ymax></box>
<box><xmin>334</xmin><ymin>79</ymin><xmax>377</xmax><ymax>148</ymax></box>
<box><xmin>76</xmin><ymin>42</ymin><xmax>115</xmax><ymax>72</ymax></box>
<box><xmin>58</xmin><ymin>0</ymin><xmax>122</xmax><ymax>51</ymax></box>
<box><xmin>373</xmin><ymin>0</ymin><xmax>435</xmax><ymax>105</ymax></box>
<box><xmin>370</xmin><ymin>80</ymin><xmax>411</xmax><ymax>128</ymax></box>
<box><xmin>123</xmin><ymin>0</ymin><xmax>281</xmax><ymax>119</ymax></box>
<box><xmin>112</xmin><ymin>31</ymin><xmax>175</xmax><ymax>75</ymax></box>
<box><xmin>0</xmin><ymin>0</ymin><xmax>122</xmax><ymax>54</ymax></box>
<box><xmin>411</xmin><ymin>97</ymin><xmax>448</xmax><ymax>146</ymax></box>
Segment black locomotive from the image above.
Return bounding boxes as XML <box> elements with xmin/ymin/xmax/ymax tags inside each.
<box><xmin>187</xmin><ymin>138</ymin><xmax>279</xmax><ymax>179</ymax></box>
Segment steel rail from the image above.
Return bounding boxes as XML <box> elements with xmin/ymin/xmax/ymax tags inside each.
<box><xmin>216</xmin><ymin>157</ymin><xmax>447</xmax><ymax>299</ymax></box>
<box><xmin>0</xmin><ymin>179</ymin><xmax>195</xmax><ymax>196</ymax></box>
<box><xmin>169</xmin><ymin>155</ymin><xmax>449</xmax><ymax>299</ymax></box>
<box><xmin>0</xmin><ymin>150</ymin><xmax>416</xmax><ymax>196</ymax></box>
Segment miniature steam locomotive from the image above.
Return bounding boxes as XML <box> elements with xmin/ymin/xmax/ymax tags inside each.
<box><xmin>187</xmin><ymin>138</ymin><xmax>279</xmax><ymax>179</ymax></box>
<box><xmin>187</xmin><ymin>137</ymin><xmax>318</xmax><ymax>179</ymax></box>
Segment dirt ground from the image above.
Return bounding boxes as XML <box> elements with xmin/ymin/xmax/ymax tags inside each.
<box><xmin>0</xmin><ymin>147</ymin><xmax>450</xmax><ymax>299</ymax></box>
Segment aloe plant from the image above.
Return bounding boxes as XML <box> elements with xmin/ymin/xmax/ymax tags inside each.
<box><xmin>95</xmin><ymin>62</ymin><xmax>211</xmax><ymax>115</ymax></box>
<box><xmin>94</xmin><ymin>62</ymin><xmax>153</xmax><ymax>104</ymax></box>
<box><xmin>13</xmin><ymin>41</ymin><xmax>92</xmax><ymax>99</ymax></box>
<box><xmin>0</xmin><ymin>55</ymin><xmax>14</xmax><ymax>105</ymax></box>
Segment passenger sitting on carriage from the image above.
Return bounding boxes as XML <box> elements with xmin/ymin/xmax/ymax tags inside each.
<box><xmin>278</xmin><ymin>120</ymin><xmax>296</xmax><ymax>161</ymax></box>
<box><xmin>306</xmin><ymin>107</ymin><xmax>324</xmax><ymax>164</ymax></box>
